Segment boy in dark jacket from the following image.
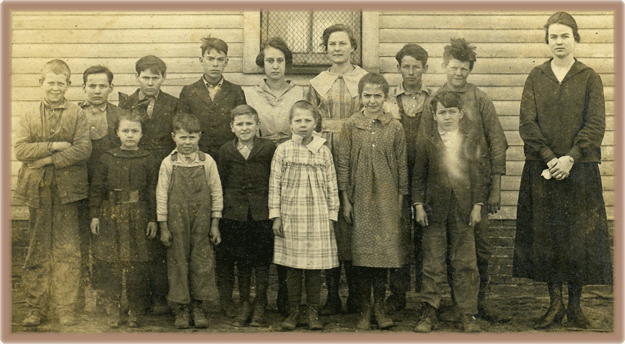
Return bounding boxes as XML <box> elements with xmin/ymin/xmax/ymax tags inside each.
<box><xmin>176</xmin><ymin>36</ymin><xmax>246</xmax><ymax>159</ymax></box>
<box><xmin>118</xmin><ymin>55</ymin><xmax>178</xmax><ymax>315</ymax></box>
<box><xmin>412</xmin><ymin>91</ymin><xmax>487</xmax><ymax>333</ymax></box>
<box><xmin>217</xmin><ymin>105</ymin><xmax>276</xmax><ymax>326</ymax></box>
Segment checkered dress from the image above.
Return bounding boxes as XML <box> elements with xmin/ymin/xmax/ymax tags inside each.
<box><xmin>268</xmin><ymin>137</ymin><xmax>340</xmax><ymax>270</ymax></box>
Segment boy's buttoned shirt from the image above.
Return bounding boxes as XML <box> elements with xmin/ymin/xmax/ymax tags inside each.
<box><xmin>156</xmin><ymin>149</ymin><xmax>223</xmax><ymax>222</ymax></box>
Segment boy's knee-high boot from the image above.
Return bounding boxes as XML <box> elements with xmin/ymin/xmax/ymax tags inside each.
<box><xmin>372</xmin><ymin>271</ymin><xmax>393</xmax><ymax>329</ymax></box>
<box><xmin>320</xmin><ymin>266</ymin><xmax>342</xmax><ymax>315</ymax></box>
<box><xmin>250</xmin><ymin>266</ymin><xmax>269</xmax><ymax>327</ymax></box>
<box><xmin>534</xmin><ymin>282</ymin><xmax>565</xmax><ymax>329</ymax></box>
<box><xmin>567</xmin><ymin>283</ymin><xmax>590</xmax><ymax>328</ymax></box>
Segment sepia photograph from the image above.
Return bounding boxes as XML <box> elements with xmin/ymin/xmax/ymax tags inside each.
<box><xmin>3</xmin><ymin>1</ymin><xmax>621</xmax><ymax>342</ymax></box>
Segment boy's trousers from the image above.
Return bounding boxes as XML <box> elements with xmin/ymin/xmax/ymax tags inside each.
<box><xmin>22</xmin><ymin>169</ymin><xmax>81</xmax><ymax>315</ymax></box>
<box><xmin>166</xmin><ymin>164</ymin><xmax>215</xmax><ymax>305</ymax></box>
<box><xmin>420</xmin><ymin>196</ymin><xmax>479</xmax><ymax>315</ymax></box>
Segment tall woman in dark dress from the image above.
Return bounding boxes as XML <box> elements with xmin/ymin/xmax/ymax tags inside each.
<box><xmin>513</xmin><ymin>12</ymin><xmax>612</xmax><ymax>329</ymax></box>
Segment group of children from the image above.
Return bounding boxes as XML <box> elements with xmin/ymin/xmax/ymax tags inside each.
<box><xmin>15</xmin><ymin>30</ymin><xmax>507</xmax><ymax>333</ymax></box>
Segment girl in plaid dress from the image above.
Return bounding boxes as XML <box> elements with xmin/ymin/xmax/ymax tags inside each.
<box><xmin>268</xmin><ymin>100</ymin><xmax>340</xmax><ymax>331</ymax></box>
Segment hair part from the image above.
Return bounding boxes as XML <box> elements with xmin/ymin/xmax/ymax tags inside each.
<box><xmin>430</xmin><ymin>91</ymin><xmax>464</xmax><ymax>113</ymax></box>
<box><xmin>230</xmin><ymin>104</ymin><xmax>259</xmax><ymax>123</ymax></box>
<box><xmin>395</xmin><ymin>43</ymin><xmax>429</xmax><ymax>66</ymax></box>
<box><xmin>201</xmin><ymin>36</ymin><xmax>229</xmax><ymax>56</ymax></box>
<box><xmin>358</xmin><ymin>73</ymin><xmax>390</xmax><ymax>97</ymax></box>
<box><xmin>255</xmin><ymin>37</ymin><xmax>293</xmax><ymax>68</ymax></box>
<box><xmin>135</xmin><ymin>55</ymin><xmax>167</xmax><ymax>76</ymax></box>
<box><xmin>443</xmin><ymin>38</ymin><xmax>477</xmax><ymax>70</ymax></box>
<box><xmin>41</xmin><ymin>59</ymin><xmax>71</xmax><ymax>83</ymax></box>
<box><xmin>544</xmin><ymin>11</ymin><xmax>581</xmax><ymax>43</ymax></box>
<box><xmin>172</xmin><ymin>112</ymin><xmax>201</xmax><ymax>134</ymax></box>
<box><xmin>115</xmin><ymin>111</ymin><xmax>144</xmax><ymax>133</ymax></box>
<box><xmin>83</xmin><ymin>65</ymin><xmax>114</xmax><ymax>85</ymax></box>
<box><xmin>321</xmin><ymin>24</ymin><xmax>358</xmax><ymax>50</ymax></box>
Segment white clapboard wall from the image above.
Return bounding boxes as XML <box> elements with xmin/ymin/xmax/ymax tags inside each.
<box><xmin>11</xmin><ymin>11</ymin><xmax>615</xmax><ymax>221</ymax></box>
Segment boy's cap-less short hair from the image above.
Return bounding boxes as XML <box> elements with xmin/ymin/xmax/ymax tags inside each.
<box><xmin>255</xmin><ymin>37</ymin><xmax>293</xmax><ymax>67</ymax></box>
<box><xmin>135</xmin><ymin>55</ymin><xmax>167</xmax><ymax>76</ymax></box>
<box><xmin>230</xmin><ymin>104</ymin><xmax>259</xmax><ymax>123</ymax></box>
<box><xmin>321</xmin><ymin>24</ymin><xmax>358</xmax><ymax>50</ymax></box>
<box><xmin>115</xmin><ymin>111</ymin><xmax>144</xmax><ymax>133</ymax></box>
<box><xmin>395</xmin><ymin>44</ymin><xmax>429</xmax><ymax>66</ymax></box>
<box><xmin>443</xmin><ymin>38</ymin><xmax>477</xmax><ymax>71</ymax></box>
<box><xmin>430</xmin><ymin>91</ymin><xmax>464</xmax><ymax>113</ymax></box>
<box><xmin>173</xmin><ymin>112</ymin><xmax>201</xmax><ymax>134</ymax></box>
<box><xmin>83</xmin><ymin>65</ymin><xmax>114</xmax><ymax>85</ymax></box>
<box><xmin>544</xmin><ymin>11</ymin><xmax>581</xmax><ymax>43</ymax></box>
<box><xmin>358</xmin><ymin>72</ymin><xmax>390</xmax><ymax>97</ymax></box>
<box><xmin>201</xmin><ymin>36</ymin><xmax>229</xmax><ymax>56</ymax></box>
<box><xmin>41</xmin><ymin>59</ymin><xmax>71</xmax><ymax>83</ymax></box>
<box><xmin>289</xmin><ymin>100</ymin><xmax>322</xmax><ymax>124</ymax></box>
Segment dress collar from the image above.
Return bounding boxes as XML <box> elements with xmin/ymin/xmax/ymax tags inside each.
<box><xmin>309</xmin><ymin>65</ymin><xmax>368</xmax><ymax>97</ymax></box>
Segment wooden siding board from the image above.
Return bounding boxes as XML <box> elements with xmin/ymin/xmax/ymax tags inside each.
<box><xmin>12</xmin><ymin>29</ymin><xmax>243</xmax><ymax>44</ymax></box>
<box><xmin>12</xmin><ymin>14</ymin><xmax>243</xmax><ymax>29</ymax></box>
<box><xmin>379</xmin><ymin>29</ymin><xmax>613</xmax><ymax>44</ymax></box>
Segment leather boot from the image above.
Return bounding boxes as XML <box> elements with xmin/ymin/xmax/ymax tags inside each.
<box><xmin>414</xmin><ymin>303</ymin><xmax>437</xmax><ymax>333</ymax></box>
<box><xmin>476</xmin><ymin>263</ymin><xmax>511</xmax><ymax>323</ymax></box>
<box><xmin>534</xmin><ymin>282</ymin><xmax>565</xmax><ymax>329</ymax></box>
<box><xmin>307</xmin><ymin>304</ymin><xmax>323</xmax><ymax>330</ymax></box>
<box><xmin>192</xmin><ymin>301</ymin><xmax>209</xmax><ymax>328</ymax></box>
<box><xmin>567</xmin><ymin>283</ymin><xmax>591</xmax><ymax>328</ymax></box>
<box><xmin>356</xmin><ymin>301</ymin><xmax>372</xmax><ymax>330</ymax></box>
<box><xmin>281</xmin><ymin>306</ymin><xmax>299</xmax><ymax>331</ymax></box>
<box><xmin>22</xmin><ymin>309</ymin><xmax>43</xmax><ymax>327</ymax></box>
<box><xmin>232</xmin><ymin>301</ymin><xmax>252</xmax><ymax>327</ymax></box>
<box><xmin>460</xmin><ymin>313</ymin><xmax>481</xmax><ymax>332</ymax></box>
<box><xmin>174</xmin><ymin>304</ymin><xmax>190</xmax><ymax>329</ymax></box>
<box><xmin>373</xmin><ymin>300</ymin><xmax>393</xmax><ymax>329</ymax></box>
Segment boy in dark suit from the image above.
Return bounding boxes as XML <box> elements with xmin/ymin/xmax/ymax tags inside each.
<box><xmin>412</xmin><ymin>91</ymin><xmax>488</xmax><ymax>333</ymax></box>
<box><xmin>176</xmin><ymin>36</ymin><xmax>246</xmax><ymax>158</ymax></box>
<box><xmin>118</xmin><ymin>55</ymin><xmax>178</xmax><ymax>315</ymax></box>
<box><xmin>217</xmin><ymin>105</ymin><xmax>276</xmax><ymax>326</ymax></box>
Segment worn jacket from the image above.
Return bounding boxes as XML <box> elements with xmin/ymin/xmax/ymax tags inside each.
<box><xmin>519</xmin><ymin>59</ymin><xmax>605</xmax><ymax>163</ymax></box>
<box><xmin>176</xmin><ymin>78</ymin><xmax>246</xmax><ymax>158</ymax></box>
<box><xmin>421</xmin><ymin>83</ymin><xmax>508</xmax><ymax>177</ymax></box>
<box><xmin>217</xmin><ymin>138</ymin><xmax>276</xmax><ymax>222</ymax></box>
<box><xmin>118</xmin><ymin>89</ymin><xmax>178</xmax><ymax>162</ymax></box>
<box><xmin>412</xmin><ymin>118</ymin><xmax>489</xmax><ymax>223</ymax></box>
<box><xmin>14</xmin><ymin>100</ymin><xmax>91</xmax><ymax>207</ymax></box>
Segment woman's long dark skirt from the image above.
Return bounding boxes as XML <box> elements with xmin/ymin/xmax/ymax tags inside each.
<box><xmin>513</xmin><ymin>161</ymin><xmax>612</xmax><ymax>285</ymax></box>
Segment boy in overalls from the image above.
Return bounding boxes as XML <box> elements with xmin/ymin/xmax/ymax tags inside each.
<box><xmin>156</xmin><ymin>112</ymin><xmax>223</xmax><ymax>329</ymax></box>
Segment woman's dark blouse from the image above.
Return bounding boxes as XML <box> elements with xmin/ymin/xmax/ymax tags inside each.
<box><xmin>519</xmin><ymin>59</ymin><xmax>605</xmax><ymax>163</ymax></box>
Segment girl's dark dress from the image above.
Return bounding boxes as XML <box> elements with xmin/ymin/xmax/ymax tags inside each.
<box><xmin>89</xmin><ymin>148</ymin><xmax>158</xmax><ymax>307</ymax></box>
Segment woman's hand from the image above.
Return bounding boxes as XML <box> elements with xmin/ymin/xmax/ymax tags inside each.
<box><xmin>470</xmin><ymin>204</ymin><xmax>482</xmax><ymax>226</ymax></box>
<box><xmin>146</xmin><ymin>222</ymin><xmax>158</xmax><ymax>239</ymax></box>
<box><xmin>90</xmin><ymin>218</ymin><xmax>100</xmax><ymax>235</ymax></box>
<box><xmin>210</xmin><ymin>219</ymin><xmax>221</xmax><ymax>245</ymax></box>
<box><xmin>273</xmin><ymin>217</ymin><xmax>284</xmax><ymax>237</ymax></box>
<box><xmin>29</xmin><ymin>157</ymin><xmax>53</xmax><ymax>169</ymax></box>
<box><xmin>160</xmin><ymin>222</ymin><xmax>172</xmax><ymax>247</ymax></box>
<box><xmin>414</xmin><ymin>204</ymin><xmax>428</xmax><ymax>227</ymax></box>
<box><xmin>548</xmin><ymin>156</ymin><xmax>574</xmax><ymax>180</ymax></box>
<box><xmin>342</xmin><ymin>192</ymin><xmax>353</xmax><ymax>224</ymax></box>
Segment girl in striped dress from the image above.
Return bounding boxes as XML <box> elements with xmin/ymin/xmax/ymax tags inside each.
<box><xmin>268</xmin><ymin>100</ymin><xmax>340</xmax><ymax>331</ymax></box>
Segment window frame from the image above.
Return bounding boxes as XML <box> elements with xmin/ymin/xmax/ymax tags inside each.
<box><xmin>243</xmin><ymin>11</ymin><xmax>379</xmax><ymax>75</ymax></box>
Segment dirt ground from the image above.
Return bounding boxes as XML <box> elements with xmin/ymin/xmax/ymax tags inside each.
<box><xmin>9</xmin><ymin>222</ymin><xmax>614</xmax><ymax>335</ymax></box>
<box><xmin>10</xmin><ymin>264</ymin><xmax>613</xmax><ymax>334</ymax></box>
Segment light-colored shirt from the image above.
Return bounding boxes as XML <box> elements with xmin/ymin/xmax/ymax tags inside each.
<box><xmin>156</xmin><ymin>149</ymin><xmax>223</xmax><ymax>222</ymax></box>
<box><xmin>236</xmin><ymin>140</ymin><xmax>253</xmax><ymax>160</ymax></box>
<box><xmin>386</xmin><ymin>82</ymin><xmax>430</xmax><ymax>120</ymax></box>
<box><xmin>245</xmin><ymin>79</ymin><xmax>304</xmax><ymax>143</ymax></box>
<box><xmin>139</xmin><ymin>90</ymin><xmax>159</xmax><ymax>118</ymax></box>
<box><xmin>202</xmin><ymin>75</ymin><xmax>224</xmax><ymax>101</ymax></box>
